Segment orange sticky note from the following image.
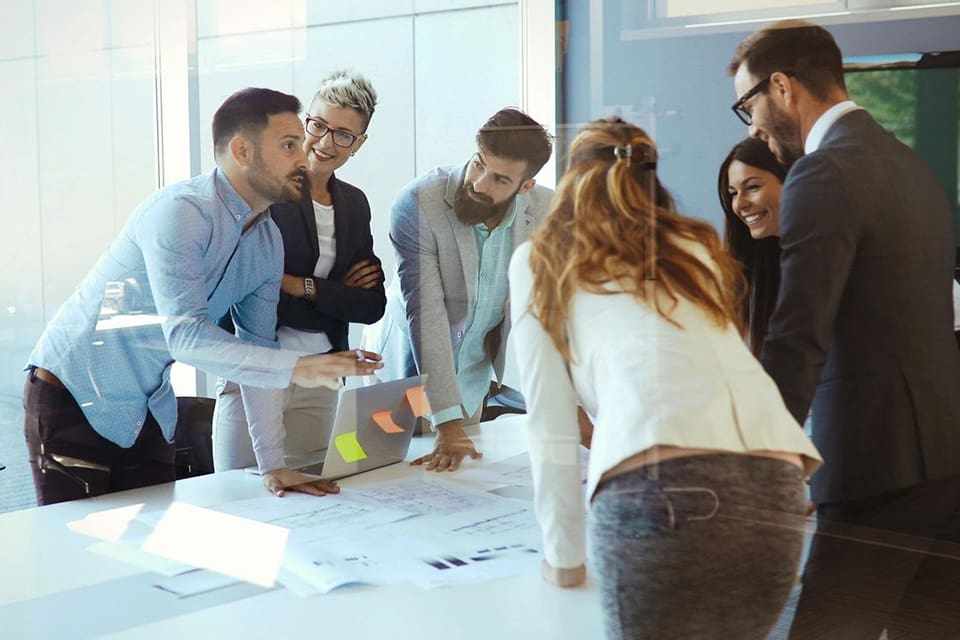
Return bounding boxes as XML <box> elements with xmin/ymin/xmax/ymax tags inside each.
<box><xmin>372</xmin><ymin>410</ymin><xmax>405</xmax><ymax>433</ymax></box>
<box><xmin>405</xmin><ymin>385</ymin><xmax>431</xmax><ymax>417</ymax></box>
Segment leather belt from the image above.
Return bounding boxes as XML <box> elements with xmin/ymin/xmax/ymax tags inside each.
<box><xmin>32</xmin><ymin>367</ymin><xmax>65</xmax><ymax>389</ymax></box>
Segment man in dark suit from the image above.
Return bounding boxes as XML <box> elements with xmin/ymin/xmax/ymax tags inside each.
<box><xmin>730</xmin><ymin>20</ymin><xmax>960</xmax><ymax>638</ymax></box>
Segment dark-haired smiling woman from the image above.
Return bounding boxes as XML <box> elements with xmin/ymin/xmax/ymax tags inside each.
<box><xmin>508</xmin><ymin>118</ymin><xmax>821</xmax><ymax>639</ymax></box>
<box><xmin>719</xmin><ymin>137</ymin><xmax>960</xmax><ymax>357</ymax></box>
<box><xmin>718</xmin><ymin>136</ymin><xmax>789</xmax><ymax>357</ymax></box>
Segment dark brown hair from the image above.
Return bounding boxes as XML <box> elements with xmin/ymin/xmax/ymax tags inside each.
<box><xmin>717</xmin><ymin>137</ymin><xmax>791</xmax><ymax>357</ymax></box>
<box><xmin>476</xmin><ymin>108</ymin><xmax>553</xmax><ymax>179</ymax></box>
<box><xmin>728</xmin><ymin>20</ymin><xmax>845</xmax><ymax>101</ymax></box>
<box><xmin>212</xmin><ymin>87</ymin><xmax>302</xmax><ymax>156</ymax></box>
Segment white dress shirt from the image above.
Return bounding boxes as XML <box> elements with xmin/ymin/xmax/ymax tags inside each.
<box><xmin>805</xmin><ymin>100</ymin><xmax>861</xmax><ymax>154</ymax></box>
<box><xmin>953</xmin><ymin>280</ymin><xmax>960</xmax><ymax>332</ymax></box>
<box><xmin>508</xmin><ymin>242</ymin><xmax>822</xmax><ymax>569</ymax></box>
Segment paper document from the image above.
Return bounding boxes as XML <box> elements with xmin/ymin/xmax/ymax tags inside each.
<box><xmin>344</xmin><ymin>477</ymin><xmax>508</xmax><ymax>516</ymax></box>
<box><xmin>72</xmin><ymin>474</ymin><xmax>550</xmax><ymax>596</ymax></box>
<box><xmin>447</xmin><ymin>447</ymin><xmax>590</xmax><ymax>488</ymax></box>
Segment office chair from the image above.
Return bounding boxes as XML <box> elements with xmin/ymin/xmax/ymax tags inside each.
<box><xmin>174</xmin><ymin>396</ymin><xmax>216</xmax><ymax>479</ymax></box>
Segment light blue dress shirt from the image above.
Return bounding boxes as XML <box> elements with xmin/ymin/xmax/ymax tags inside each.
<box><xmin>28</xmin><ymin>168</ymin><xmax>300</xmax><ymax>449</ymax></box>
<box><xmin>430</xmin><ymin>200</ymin><xmax>518</xmax><ymax>425</ymax></box>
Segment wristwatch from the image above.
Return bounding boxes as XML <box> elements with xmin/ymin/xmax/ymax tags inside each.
<box><xmin>303</xmin><ymin>276</ymin><xmax>315</xmax><ymax>301</ymax></box>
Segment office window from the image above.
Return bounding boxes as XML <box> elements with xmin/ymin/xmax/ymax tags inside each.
<box><xmin>0</xmin><ymin>0</ymin><xmax>530</xmax><ymax>514</ymax></box>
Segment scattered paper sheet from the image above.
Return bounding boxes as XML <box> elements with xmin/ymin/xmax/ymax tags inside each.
<box><xmin>446</xmin><ymin>447</ymin><xmax>590</xmax><ymax>488</ymax></box>
<box><xmin>88</xmin><ymin>539</ymin><xmax>196</xmax><ymax>577</ymax></box>
<box><xmin>345</xmin><ymin>477</ymin><xmax>509</xmax><ymax>516</ymax></box>
<box><xmin>74</xmin><ymin>476</ymin><xmax>551</xmax><ymax>596</ymax></box>
<box><xmin>153</xmin><ymin>568</ymin><xmax>241</xmax><ymax>598</ymax></box>
<box><xmin>141</xmin><ymin>503</ymin><xmax>288</xmax><ymax>588</ymax></box>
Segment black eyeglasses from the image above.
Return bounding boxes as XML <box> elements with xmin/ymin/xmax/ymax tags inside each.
<box><xmin>304</xmin><ymin>116</ymin><xmax>360</xmax><ymax>148</ymax></box>
<box><xmin>731</xmin><ymin>76</ymin><xmax>771</xmax><ymax>126</ymax></box>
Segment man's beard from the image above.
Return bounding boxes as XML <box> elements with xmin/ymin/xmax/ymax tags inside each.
<box><xmin>766</xmin><ymin>101</ymin><xmax>804</xmax><ymax>165</ymax></box>
<box><xmin>249</xmin><ymin>152</ymin><xmax>304</xmax><ymax>205</ymax></box>
<box><xmin>454</xmin><ymin>181</ymin><xmax>518</xmax><ymax>226</ymax></box>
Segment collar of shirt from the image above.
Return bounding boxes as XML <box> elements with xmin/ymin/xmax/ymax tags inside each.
<box><xmin>804</xmin><ymin>100</ymin><xmax>862</xmax><ymax>154</ymax></box>
<box><xmin>213</xmin><ymin>167</ymin><xmax>259</xmax><ymax>225</ymax></box>
<box><xmin>475</xmin><ymin>195</ymin><xmax>520</xmax><ymax>240</ymax></box>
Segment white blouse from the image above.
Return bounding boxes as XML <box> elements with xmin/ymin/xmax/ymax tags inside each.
<box><xmin>312</xmin><ymin>200</ymin><xmax>337</xmax><ymax>280</ymax></box>
<box><xmin>508</xmin><ymin>241</ymin><xmax>822</xmax><ymax>569</ymax></box>
<box><xmin>276</xmin><ymin>200</ymin><xmax>338</xmax><ymax>356</ymax></box>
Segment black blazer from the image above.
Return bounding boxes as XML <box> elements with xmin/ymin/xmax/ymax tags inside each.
<box><xmin>762</xmin><ymin>109</ymin><xmax>960</xmax><ymax>504</ymax></box>
<box><xmin>271</xmin><ymin>173</ymin><xmax>386</xmax><ymax>352</ymax></box>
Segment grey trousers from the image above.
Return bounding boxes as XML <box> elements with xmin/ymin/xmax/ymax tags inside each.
<box><xmin>588</xmin><ymin>453</ymin><xmax>806</xmax><ymax>640</ymax></box>
<box><xmin>211</xmin><ymin>379</ymin><xmax>338</xmax><ymax>471</ymax></box>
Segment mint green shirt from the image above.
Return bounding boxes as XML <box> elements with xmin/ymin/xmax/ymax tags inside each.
<box><xmin>430</xmin><ymin>200</ymin><xmax>519</xmax><ymax>425</ymax></box>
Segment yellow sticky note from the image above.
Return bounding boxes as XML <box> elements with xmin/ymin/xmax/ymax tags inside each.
<box><xmin>334</xmin><ymin>431</ymin><xmax>367</xmax><ymax>463</ymax></box>
<box><xmin>405</xmin><ymin>385</ymin><xmax>431</xmax><ymax>417</ymax></box>
<box><xmin>372</xmin><ymin>410</ymin><xmax>405</xmax><ymax>433</ymax></box>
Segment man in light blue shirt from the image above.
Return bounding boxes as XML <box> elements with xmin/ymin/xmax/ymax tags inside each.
<box><xmin>24</xmin><ymin>88</ymin><xmax>382</xmax><ymax>505</ymax></box>
<box><xmin>372</xmin><ymin>108</ymin><xmax>554</xmax><ymax>471</ymax></box>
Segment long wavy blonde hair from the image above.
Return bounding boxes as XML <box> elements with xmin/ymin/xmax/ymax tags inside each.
<box><xmin>528</xmin><ymin>117</ymin><xmax>745</xmax><ymax>361</ymax></box>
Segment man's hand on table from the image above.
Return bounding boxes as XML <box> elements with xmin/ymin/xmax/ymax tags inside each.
<box><xmin>541</xmin><ymin>560</ymin><xmax>587</xmax><ymax>588</ymax></box>
<box><xmin>262</xmin><ymin>468</ymin><xmax>341</xmax><ymax>497</ymax></box>
<box><xmin>411</xmin><ymin>419</ymin><xmax>482</xmax><ymax>472</ymax></box>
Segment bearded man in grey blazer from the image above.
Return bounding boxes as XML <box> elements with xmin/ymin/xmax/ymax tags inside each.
<box><xmin>730</xmin><ymin>20</ymin><xmax>960</xmax><ymax>637</ymax></box>
<box><xmin>373</xmin><ymin>108</ymin><xmax>553</xmax><ymax>472</ymax></box>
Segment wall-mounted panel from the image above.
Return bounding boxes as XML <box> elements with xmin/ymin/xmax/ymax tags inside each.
<box><xmin>0</xmin><ymin>0</ymin><xmax>36</xmax><ymax>60</ymax></box>
<box><xmin>108</xmin><ymin>0</ymin><xmax>157</xmax><ymax>49</ymax></box>
<box><xmin>110</xmin><ymin>45</ymin><xmax>160</xmax><ymax>230</ymax></box>
<box><xmin>413</xmin><ymin>4</ymin><xmax>520</xmax><ymax>175</ymax></box>
<box><xmin>36</xmin><ymin>0</ymin><xmax>106</xmax><ymax>56</ymax></box>
<box><xmin>197</xmin><ymin>0</ymin><xmax>297</xmax><ymax>38</ymax></box>
<box><xmin>292</xmin><ymin>17</ymin><xmax>416</xmax><ymax>280</ymax></box>
<box><xmin>197</xmin><ymin>31</ymin><xmax>296</xmax><ymax>172</ymax></box>
<box><xmin>0</xmin><ymin>59</ymin><xmax>44</xmax><ymax>397</ymax></box>
<box><xmin>415</xmin><ymin>0</ymin><xmax>515</xmax><ymax>13</ymax></box>
<box><xmin>35</xmin><ymin>51</ymin><xmax>118</xmax><ymax>314</ymax></box>
<box><xmin>301</xmin><ymin>0</ymin><xmax>414</xmax><ymax>26</ymax></box>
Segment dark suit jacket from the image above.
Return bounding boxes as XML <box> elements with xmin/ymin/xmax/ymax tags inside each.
<box><xmin>271</xmin><ymin>173</ymin><xmax>386</xmax><ymax>352</ymax></box>
<box><xmin>763</xmin><ymin>109</ymin><xmax>960</xmax><ymax>504</ymax></box>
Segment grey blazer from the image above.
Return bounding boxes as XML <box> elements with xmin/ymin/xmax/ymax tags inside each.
<box><xmin>762</xmin><ymin>109</ymin><xmax>960</xmax><ymax>504</ymax></box>
<box><xmin>374</xmin><ymin>164</ymin><xmax>552</xmax><ymax>419</ymax></box>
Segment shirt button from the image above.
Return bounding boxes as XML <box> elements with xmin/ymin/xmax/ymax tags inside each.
<box><xmin>457</xmin><ymin>330</ymin><xmax>464</xmax><ymax>339</ymax></box>
<box><xmin>136</xmin><ymin>420</ymin><xmax>143</xmax><ymax>427</ymax></box>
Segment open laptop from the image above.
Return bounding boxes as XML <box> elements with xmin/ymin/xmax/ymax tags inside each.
<box><xmin>251</xmin><ymin>375</ymin><xmax>427</xmax><ymax>480</ymax></box>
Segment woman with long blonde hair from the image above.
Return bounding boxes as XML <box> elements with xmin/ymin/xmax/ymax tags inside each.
<box><xmin>508</xmin><ymin>117</ymin><xmax>821</xmax><ymax>639</ymax></box>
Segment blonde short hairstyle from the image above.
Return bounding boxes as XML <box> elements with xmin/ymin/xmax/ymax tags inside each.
<box><xmin>312</xmin><ymin>70</ymin><xmax>377</xmax><ymax>130</ymax></box>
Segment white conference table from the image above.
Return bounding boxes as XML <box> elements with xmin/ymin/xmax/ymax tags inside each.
<box><xmin>0</xmin><ymin>414</ymin><xmax>603</xmax><ymax>639</ymax></box>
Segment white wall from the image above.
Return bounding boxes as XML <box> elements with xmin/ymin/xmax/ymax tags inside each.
<box><xmin>0</xmin><ymin>0</ymin><xmax>522</xmax><ymax>400</ymax></box>
<box><xmin>0</xmin><ymin>0</ymin><xmax>160</xmax><ymax>399</ymax></box>
<box><xmin>195</xmin><ymin>0</ymin><xmax>520</xmax><ymax>282</ymax></box>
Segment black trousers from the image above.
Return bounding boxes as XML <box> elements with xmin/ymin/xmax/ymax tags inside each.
<box><xmin>789</xmin><ymin>476</ymin><xmax>960</xmax><ymax>639</ymax></box>
<box><xmin>23</xmin><ymin>370</ymin><xmax>175</xmax><ymax>506</ymax></box>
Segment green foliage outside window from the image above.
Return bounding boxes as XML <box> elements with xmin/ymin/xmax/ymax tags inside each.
<box><xmin>846</xmin><ymin>70</ymin><xmax>918</xmax><ymax>146</ymax></box>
